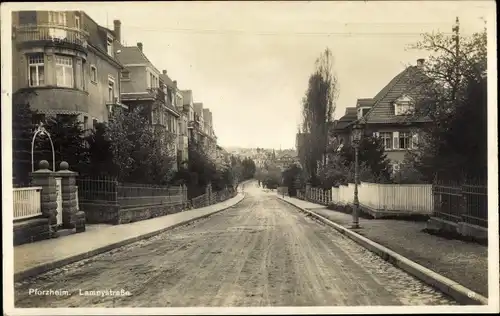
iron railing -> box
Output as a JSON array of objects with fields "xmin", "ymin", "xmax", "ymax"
[
  {"xmin": 433, "ymin": 180, "xmax": 488, "ymax": 228},
  {"xmin": 14, "ymin": 24, "xmax": 89, "ymax": 47},
  {"xmin": 76, "ymin": 176, "xmax": 186, "ymax": 209}
]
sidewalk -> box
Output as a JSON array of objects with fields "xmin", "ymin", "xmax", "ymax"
[
  {"xmin": 14, "ymin": 193, "xmax": 245, "ymax": 281},
  {"xmin": 278, "ymin": 196, "xmax": 488, "ymax": 298}
]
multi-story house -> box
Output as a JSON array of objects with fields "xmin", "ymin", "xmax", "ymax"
[
  {"xmin": 193, "ymin": 102, "xmax": 206, "ymax": 145},
  {"xmin": 112, "ymin": 20, "xmax": 181, "ymax": 169},
  {"xmin": 192, "ymin": 102, "xmax": 217, "ymax": 159},
  {"xmin": 12, "ymin": 10, "xmax": 126, "ymax": 128},
  {"xmin": 160, "ymin": 70, "xmax": 188, "ymax": 169},
  {"xmin": 202, "ymin": 108, "xmax": 218, "ymax": 159},
  {"xmin": 331, "ymin": 59, "xmax": 432, "ymax": 174},
  {"xmin": 180, "ymin": 90, "xmax": 197, "ymax": 142}
]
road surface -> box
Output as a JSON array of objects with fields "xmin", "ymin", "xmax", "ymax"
[{"xmin": 15, "ymin": 182, "xmax": 455, "ymax": 307}]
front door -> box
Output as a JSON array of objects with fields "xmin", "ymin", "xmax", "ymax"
[{"xmin": 55, "ymin": 177, "xmax": 63, "ymax": 226}]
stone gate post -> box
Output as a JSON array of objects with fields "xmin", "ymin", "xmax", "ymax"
[
  {"xmin": 30, "ymin": 160, "xmax": 58, "ymax": 238},
  {"xmin": 56, "ymin": 161, "xmax": 86, "ymax": 232}
]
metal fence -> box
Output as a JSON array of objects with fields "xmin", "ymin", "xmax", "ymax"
[
  {"xmin": 76, "ymin": 176, "xmax": 185, "ymax": 208},
  {"xmin": 433, "ymin": 180, "xmax": 488, "ymax": 228},
  {"xmin": 13, "ymin": 187, "xmax": 43, "ymax": 220},
  {"xmin": 190, "ymin": 188, "xmax": 236, "ymax": 209}
]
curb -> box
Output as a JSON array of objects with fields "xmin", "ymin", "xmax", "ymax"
[
  {"xmin": 14, "ymin": 194, "xmax": 245, "ymax": 282},
  {"xmin": 277, "ymin": 196, "xmax": 488, "ymax": 306}
]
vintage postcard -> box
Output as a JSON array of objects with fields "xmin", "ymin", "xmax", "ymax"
[{"xmin": 1, "ymin": 1, "xmax": 498, "ymax": 315}]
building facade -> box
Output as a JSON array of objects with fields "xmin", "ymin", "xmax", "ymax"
[
  {"xmin": 12, "ymin": 10, "xmax": 125, "ymax": 128},
  {"xmin": 329, "ymin": 59, "xmax": 432, "ymax": 174},
  {"xmin": 113, "ymin": 21, "xmax": 182, "ymax": 170}
]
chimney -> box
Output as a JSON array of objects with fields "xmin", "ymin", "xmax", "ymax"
[
  {"xmin": 173, "ymin": 80, "xmax": 177, "ymax": 88},
  {"xmin": 417, "ymin": 58, "xmax": 425, "ymax": 67},
  {"xmin": 162, "ymin": 70, "xmax": 167, "ymax": 75},
  {"xmin": 137, "ymin": 42, "xmax": 143, "ymax": 51},
  {"xmin": 113, "ymin": 20, "xmax": 121, "ymax": 44}
]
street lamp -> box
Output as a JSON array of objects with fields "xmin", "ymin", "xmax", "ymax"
[
  {"xmin": 351, "ymin": 120, "xmax": 364, "ymax": 229},
  {"xmin": 31, "ymin": 123, "xmax": 55, "ymax": 172}
]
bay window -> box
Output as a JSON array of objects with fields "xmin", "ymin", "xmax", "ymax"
[
  {"xmin": 55, "ymin": 55, "xmax": 74, "ymax": 88},
  {"xmin": 28, "ymin": 54, "xmax": 45, "ymax": 87}
]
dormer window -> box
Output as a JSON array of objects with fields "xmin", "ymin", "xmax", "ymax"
[{"xmin": 394, "ymin": 94, "xmax": 414, "ymax": 116}]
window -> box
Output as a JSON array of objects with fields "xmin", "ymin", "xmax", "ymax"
[
  {"xmin": 92, "ymin": 118, "xmax": 98, "ymax": 129},
  {"xmin": 394, "ymin": 95, "xmax": 414, "ymax": 115},
  {"xmin": 75, "ymin": 16, "xmax": 80, "ymax": 29},
  {"xmin": 49, "ymin": 12, "xmax": 67, "ymax": 26},
  {"xmin": 107, "ymin": 35, "xmax": 114, "ymax": 56},
  {"xmin": 55, "ymin": 55, "xmax": 73, "ymax": 88},
  {"xmin": 398, "ymin": 132, "xmax": 411, "ymax": 149},
  {"xmin": 121, "ymin": 71, "xmax": 130, "ymax": 80},
  {"xmin": 80, "ymin": 61, "xmax": 85, "ymax": 90},
  {"xmin": 379, "ymin": 132, "xmax": 393, "ymax": 150},
  {"xmin": 358, "ymin": 107, "xmax": 370, "ymax": 119},
  {"xmin": 90, "ymin": 65, "xmax": 97, "ymax": 83},
  {"xmin": 28, "ymin": 54, "xmax": 45, "ymax": 87},
  {"xmin": 108, "ymin": 77, "xmax": 115, "ymax": 102}
]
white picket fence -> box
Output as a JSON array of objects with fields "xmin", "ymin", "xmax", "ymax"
[
  {"xmin": 13, "ymin": 187, "xmax": 43, "ymax": 220},
  {"xmin": 304, "ymin": 182, "xmax": 433, "ymax": 215}
]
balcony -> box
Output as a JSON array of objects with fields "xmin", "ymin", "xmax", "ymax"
[{"xmin": 14, "ymin": 24, "xmax": 89, "ymax": 52}]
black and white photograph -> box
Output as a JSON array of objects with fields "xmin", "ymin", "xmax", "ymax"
[{"xmin": 1, "ymin": 1, "xmax": 498, "ymax": 315}]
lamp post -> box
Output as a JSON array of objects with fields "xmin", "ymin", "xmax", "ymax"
[
  {"xmin": 31, "ymin": 123, "xmax": 56, "ymax": 172},
  {"xmin": 351, "ymin": 121, "xmax": 364, "ymax": 229}
]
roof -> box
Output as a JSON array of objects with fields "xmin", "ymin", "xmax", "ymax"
[
  {"xmin": 81, "ymin": 12, "xmax": 123, "ymax": 69},
  {"xmin": 114, "ymin": 42, "xmax": 160, "ymax": 74},
  {"xmin": 356, "ymin": 98, "xmax": 374, "ymax": 108},
  {"xmin": 159, "ymin": 73, "xmax": 175, "ymax": 88},
  {"xmin": 354, "ymin": 64, "xmax": 433, "ymax": 125}
]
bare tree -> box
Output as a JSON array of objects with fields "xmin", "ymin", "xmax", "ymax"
[{"xmin": 300, "ymin": 48, "xmax": 339, "ymax": 183}]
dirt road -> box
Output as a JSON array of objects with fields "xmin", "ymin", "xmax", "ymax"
[{"xmin": 15, "ymin": 183, "xmax": 456, "ymax": 307}]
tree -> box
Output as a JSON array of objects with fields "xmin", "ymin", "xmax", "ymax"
[
  {"xmin": 12, "ymin": 91, "xmax": 37, "ymax": 186},
  {"xmin": 282, "ymin": 163, "xmax": 303, "ymax": 196},
  {"xmin": 36, "ymin": 114, "xmax": 89, "ymax": 174},
  {"xmin": 338, "ymin": 135, "xmax": 391, "ymax": 183},
  {"xmin": 187, "ymin": 139, "xmax": 217, "ymax": 195},
  {"xmin": 105, "ymin": 107, "xmax": 177, "ymax": 184},
  {"xmin": 299, "ymin": 48, "xmax": 339, "ymax": 184},
  {"xmin": 85, "ymin": 122, "xmax": 115, "ymax": 177},
  {"xmin": 406, "ymin": 17, "xmax": 487, "ymax": 182},
  {"xmin": 241, "ymin": 157, "xmax": 256, "ymax": 180}
]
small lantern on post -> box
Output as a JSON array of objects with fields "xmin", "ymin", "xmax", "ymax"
[{"xmin": 350, "ymin": 120, "xmax": 365, "ymax": 229}]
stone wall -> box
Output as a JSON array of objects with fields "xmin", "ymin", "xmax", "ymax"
[
  {"xmin": 13, "ymin": 217, "xmax": 50, "ymax": 246},
  {"xmin": 117, "ymin": 203, "xmax": 184, "ymax": 225},
  {"xmin": 82, "ymin": 202, "xmax": 120, "ymax": 224}
]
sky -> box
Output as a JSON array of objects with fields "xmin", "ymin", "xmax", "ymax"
[{"xmin": 4, "ymin": 1, "xmax": 495, "ymax": 149}]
